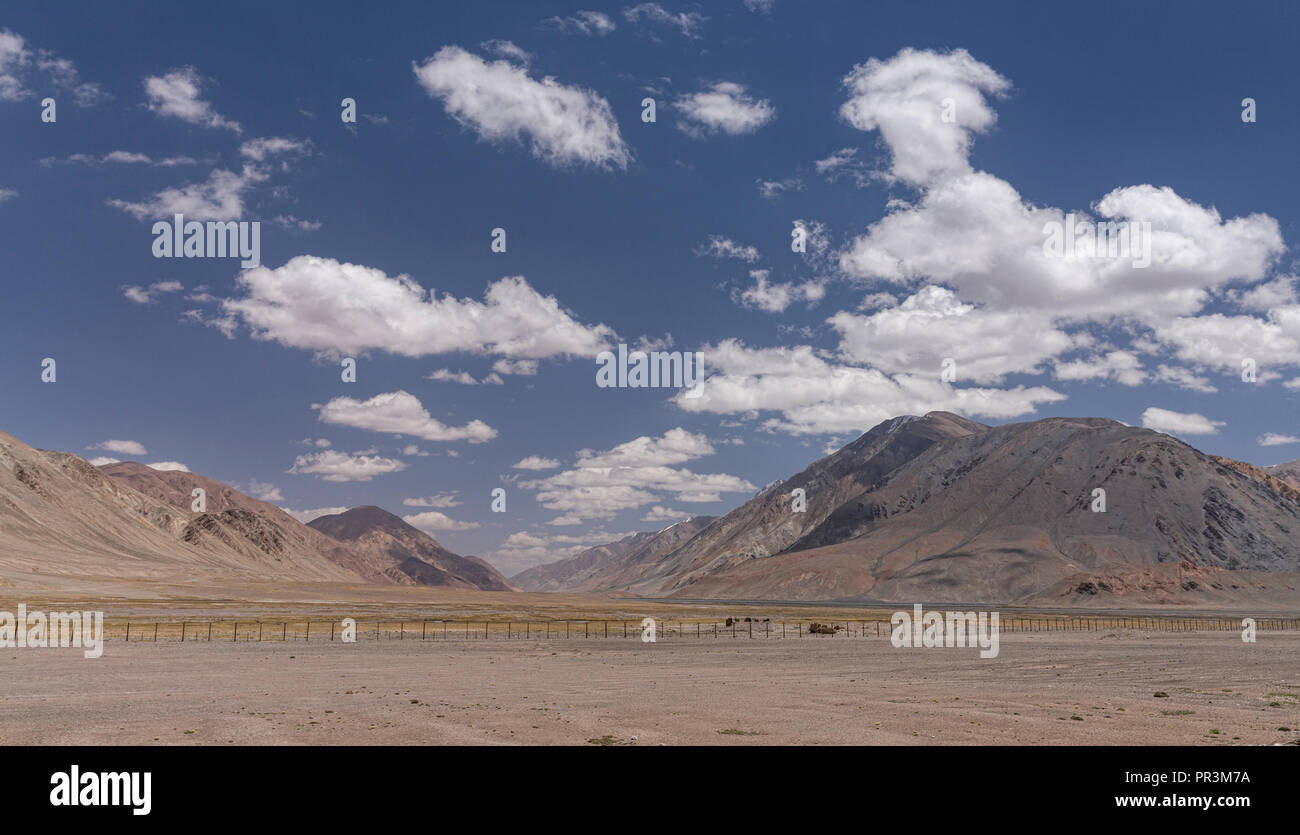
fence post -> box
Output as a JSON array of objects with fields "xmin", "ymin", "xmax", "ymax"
[
  {"xmin": 330, "ymin": 621, "xmax": 334, "ymax": 642},
  {"xmin": 153, "ymin": 623, "xmax": 158, "ymax": 642},
  {"xmin": 126, "ymin": 622, "xmax": 131, "ymax": 642},
  {"xmin": 422, "ymin": 621, "xmax": 427, "ymax": 641},
  {"xmin": 306, "ymin": 621, "xmax": 310, "ymax": 642},
  {"xmin": 208, "ymin": 621, "xmax": 212, "ymax": 642},
  {"xmin": 181, "ymin": 622, "xmax": 186, "ymax": 643}
]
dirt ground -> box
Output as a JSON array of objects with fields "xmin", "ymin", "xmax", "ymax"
[{"xmin": 3, "ymin": 630, "xmax": 1298, "ymax": 745}]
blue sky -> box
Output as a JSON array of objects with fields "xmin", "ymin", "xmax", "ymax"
[{"xmin": 3, "ymin": 1, "xmax": 1299, "ymax": 574}]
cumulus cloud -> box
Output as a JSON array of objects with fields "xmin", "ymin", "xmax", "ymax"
[
  {"xmin": 220, "ymin": 256, "xmax": 614, "ymax": 361},
  {"xmin": 513, "ymin": 456, "xmax": 561, "ymax": 470},
  {"xmin": 673, "ymin": 338, "xmax": 1065, "ymax": 435},
  {"xmin": 735, "ymin": 270, "xmax": 824, "ymax": 313},
  {"xmin": 403, "ymin": 492, "xmax": 462, "ymax": 508},
  {"xmin": 41, "ymin": 151, "xmax": 202, "ymax": 167},
  {"xmin": 144, "ymin": 66, "xmax": 241, "ymax": 132},
  {"xmin": 402, "ymin": 511, "xmax": 480, "ymax": 532},
  {"xmin": 89, "ymin": 439, "xmax": 147, "ymax": 456},
  {"xmin": 87, "ymin": 457, "xmax": 121, "ymax": 467},
  {"xmin": 108, "ymin": 165, "xmax": 267, "ymax": 221},
  {"xmin": 486, "ymin": 528, "xmax": 631, "ymax": 575},
  {"xmin": 1052, "ymin": 350, "xmax": 1146, "ymax": 387},
  {"xmin": 675, "ymin": 82, "xmax": 775, "ymax": 137},
  {"xmin": 413, "ymin": 46, "xmax": 631, "ymax": 170},
  {"xmin": 147, "ymin": 461, "xmax": 190, "ymax": 472},
  {"xmin": 839, "ymin": 47, "xmax": 1009, "ymax": 186},
  {"xmin": 315, "ymin": 390, "xmax": 497, "ymax": 443},
  {"xmin": 287, "ymin": 449, "xmax": 406, "ymax": 482},
  {"xmin": 1140, "ymin": 407, "xmax": 1224, "ymax": 436},
  {"xmin": 1259, "ymin": 433, "xmax": 1300, "ymax": 447},
  {"xmin": 518, "ymin": 428, "xmax": 751, "ymax": 521}
]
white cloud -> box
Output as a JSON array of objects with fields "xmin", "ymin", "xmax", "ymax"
[
  {"xmin": 1153, "ymin": 364, "xmax": 1218, "ymax": 394},
  {"xmin": 756, "ymin": 178, "xmax": 804, "ymax": 200},
  {"xmin": 1259, "ymin": 433, "xmax": 1300, "ymax": 447},
  {"xmin": 576, "ymin": 428, "xmax": 713, "ymax": 468},
  {"xmin": 0, "ymin": 29, "xmax": 106, "ymax": 105},
  {"xmin": 144, "ymin": 66, "xmax": 241, "ymax": 132},
  {"xmin": 246, "ymin": 479, "xmax": 283, "ymax": 501},
  {"xmin": 673, "ymin": 338, "xmax": 1065, "ymax": 435},
  {"xmin": 839, "ymin": 47, "xmax": 1009, "ymax": 186},
  {"xmin": 492, "ymin": 358, "xmax": 539, "ymax": 376},
  {"xmin": 287, "ymin": 449, "xmax": 406, "ymax": 482},
  {"xmin": 480, "ymin": 39, "xmax": 531, "ymax": 64},
  {"xmin": 90, "ymin": 439, "xmax": 147, "ymax": 456},
  {"xmin": 403, "ymin": 492, "xmax": 462, "ymax": 508},
  {"xmin": 413, "ymin": 46, "xmax": 631, "ymax": 170},
  {"xmin": 87, "ymin": 456, "xmax": 120, "ymax": 467},
  {"xmin": 696, "ymin": 235, "xmax": 760, "ymax": 263},
  {"xmin": 518, "ymin": 428, "xmax": 751, "ymax": 521},
  {"xmin": 622, "ymin": 4, "xmax": 706, "ymax": 38},
  {"xmin": 1140, "ymin": 407, "xmax": 1224, "ymax": 436},
  {"xmin": 0, "ymin": 188, "xmax": 17, "ymax": 202},
  {"xmin": 485, "ymin": 528, "xmax": 630, "ymax": 574},
  {"xmin": 108, "ymin": 165, "xmax": 266, "ymax": 221},
  {"xmin": 222, "ymin": 256, "xmax": 614, "ymax": 361},
  {"xmin": 833, "ymin": 286, "xmax": 1073, "ymax": 383},
  {"xmin": 402, "ymin": 511, "xmax": 481, "ymax": 532},
  {"xmin": 541, "ymin": 11, "xmax": 617, "ymax": 36},
  {"xmin": 814, "ymin": 147, "xmax": 871, "ymax": 187},
  {"xmin": 122, "ymin": 280, "xmax": 183, "ymax": 305},
  {"xmin": 735, "ymin": 270, "xmax": 824, "ymax": 313},
  {"xmin": 41, "ymin": 151, "xmax": 201, "ymax": 167},
  {"xmin": 1052, "ymin": 350, "xmax": 1146, "ymax": 387},
  {"xmin": 239, "ymin": 136, "xmax": 309, "ymax": 161},
  {"xmin": 147, "ymin": 461, "xmax": 190, "ymax": 472},
  {"xmin": 315, "ymin": 391, "xmax": 496, "ymax": 444},
  {"xmin": 513, "ymin": 456, "xmax": 561, "ymax": 470},
  {"xmin": 642, "ymin": 505, "xmax": 689, "ymax": 522},
  {"xmin": 273, "ymin": 215, "xmax": 322, "ymax": 231},
  {"xmin": 282, "ymin": 506, "xmax": 349, "ymax": 524},
  {"xmin": 675, "ymin": 82, "xmax": 775, "ymax": 137}
]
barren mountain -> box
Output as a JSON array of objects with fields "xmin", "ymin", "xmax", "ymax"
[
  {"xmin": 511, "ymin": 515, "xmax": 715, "ymax": 592},
  {"xmin": 1263, "ymin": 456, "xmax": 1300, "ymax": 489},
  {"xmin": 308, "ymin": 506, "xmax": 513, "ymax": 591},
  {"xmin": 524, "ymin": 413, "xmax": 1300, "ymax": 606},
  {"xmin": 670, "ymin": 415, "xmax": 1300, "ymax": 604},
  {"xmin": 0, "ymin": 429, "xmax": 363, "ymax": 590},
  {"xmin": 592, "ymin": 412, "xmax": 987, "ymax": 596},
  {"xmin": 100, "ymin": 462, "xmax": 392, "ymax": 583}
]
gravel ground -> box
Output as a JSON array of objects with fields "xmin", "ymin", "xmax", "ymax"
[{"xmin": 3, "ymin": 631, "xmax": 1298, "ymax": 745}]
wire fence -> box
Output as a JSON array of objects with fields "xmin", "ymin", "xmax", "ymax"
[{"xmin": 98, "ymin": 615, "xmax": 1300, "ymax": 643}]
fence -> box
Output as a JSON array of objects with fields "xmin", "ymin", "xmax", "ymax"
[{"xmin": 98, "ymin": 615, "xmax": 1300, "ymax": 643}]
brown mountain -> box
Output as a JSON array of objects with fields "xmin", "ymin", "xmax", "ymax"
[
  {"xmin": 99, "ymin": 462, "xmax": 391, "ymax": 583},
  {"xmin": 0, "ymin": 429, "xmax": 363, "ymax": 590},
  {"xmin": 531, "ymin": 413, "xmax": 1300, "ymax": 606},
  {"xmin": 307, "ymin": 506, "xmax": 514, "ymax": 591},
  {"xmin": 511, "ymin": 515, "xmax": 715, "ymax": 592},
  {"xmin": 1263, "ymin": 457, "xmax": 1300, "ymax": 489}
]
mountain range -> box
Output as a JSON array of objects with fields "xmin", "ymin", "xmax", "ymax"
[
  {"xmin": 4, "ymin": 412, "xmax": 1300, "ymax": 606},
  {"xmin": 0, "ymin": 427, "xmax": 511, "ymax": 594}
]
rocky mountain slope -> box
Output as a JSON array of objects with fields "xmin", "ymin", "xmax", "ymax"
[
  {"xmin": 0, "ymin": 430, "xmax": 363, "ymax": 590},
  {"xmin": 511, "ymin": 515, "xmax": 715, "ymax": 592},
  {"xmin": 308, "ymin": 506, "xmax": 513, "ymax": 591}
]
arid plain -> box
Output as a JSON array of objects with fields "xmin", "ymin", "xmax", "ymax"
[{"xmin": 2, "ymin": 587, "xmax": 1297, "ymax": 746}]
